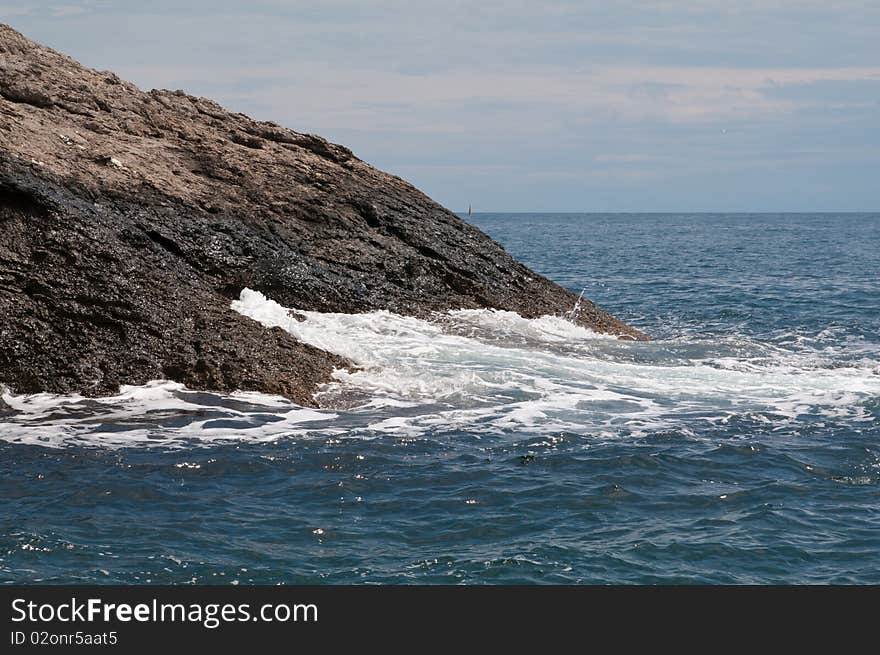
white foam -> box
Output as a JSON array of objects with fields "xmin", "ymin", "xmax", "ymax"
[
  {"xmin": 0, "ymin": 380, "xmax": 339, "ymax": 449},
  {"xmin": 230, "ymin": 288, "xmax": 880, "ymax": 437},
  {"xmin": 1, "ymin": 287, "xmax": 877, "ymax": 448},
  {"xmin": 445, "ymin": 307, "xmax": 614, "ymax": 342}
]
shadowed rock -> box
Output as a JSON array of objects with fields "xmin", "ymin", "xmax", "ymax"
[{"xmin": 0, "ymin": 24, "xmax": 646, "ymax": 405}]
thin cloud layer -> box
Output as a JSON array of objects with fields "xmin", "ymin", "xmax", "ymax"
[{"xmin": 4, "ymin": 1, "xmax": 879, "ymax": 210}]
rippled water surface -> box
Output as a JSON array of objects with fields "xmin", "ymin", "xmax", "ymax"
[{"xmin": 2, "ymin": 213, "xmax": 878, "ymax": 583}]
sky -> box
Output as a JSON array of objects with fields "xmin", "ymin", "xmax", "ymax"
[{"xmin": 3, "ymin": 1, "xmax": 879, "ymax": 211}]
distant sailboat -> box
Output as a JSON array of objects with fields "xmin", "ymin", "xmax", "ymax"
[{"xmin": 467, "ymin": 204, "xmax": 472, "ymax": 216}]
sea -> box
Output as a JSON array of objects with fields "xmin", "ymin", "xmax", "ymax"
[{"xmin": 2, "ymin": 213, "xmax": 878, "ymax": 584}]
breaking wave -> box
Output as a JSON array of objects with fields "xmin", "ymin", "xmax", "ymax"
[{"xmin": 1, "ymin": 288, "xmax": 877, "ymax": 449}]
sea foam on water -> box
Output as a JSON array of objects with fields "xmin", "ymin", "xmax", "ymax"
[{"xmin": 1, "ymin": 287, "xmax": 876, "ymax": 449}]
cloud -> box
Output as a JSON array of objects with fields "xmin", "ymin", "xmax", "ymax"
[
  {"xmin": 50, "ymin": 6, "xmax": 91, "ymax": 18},
  {"xmin": 0, "ymin": 5, "xmax": 32, "ymax": 16},
  {"xmin": 121, "ymin": 61, "xmax": 878, "ymax": 133},
  {"xmin": 6, "ymin": 1, "xmax": 879, "ymax": 210}
]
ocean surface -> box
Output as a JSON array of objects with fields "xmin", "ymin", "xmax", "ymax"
[{"xmin": 2, "ymin": 212, "xmax": 878, "ymax": 584}]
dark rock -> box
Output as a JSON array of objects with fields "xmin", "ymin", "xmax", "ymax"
[
  {"xmin": 0, "ymin": 80, "xmax": 54, "ymax": 108},
  {"xmin": 0, "ymin": 24, "xmax": 646, "ymax": 405},
  {"xmin": 229, "ymin": 131, "xmax": 264, "ymax": 150}
]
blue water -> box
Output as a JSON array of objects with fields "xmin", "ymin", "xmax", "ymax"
[{"xmin": 2, "ymin": 213, "xmax": 879, "ymax": 584}]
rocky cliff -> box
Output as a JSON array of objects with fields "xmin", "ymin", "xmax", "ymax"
[{"xmin": 0, "ymin": 25, "xmax": 646, "ymax": 405}]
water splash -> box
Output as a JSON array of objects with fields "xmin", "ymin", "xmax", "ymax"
[
  {"xmin": 563, "ymin": 287, "xmax": 588, "ymax": 322},
  {"xmin": 3, "ymin": 287, "xmax": 876, "ymax": 449}
]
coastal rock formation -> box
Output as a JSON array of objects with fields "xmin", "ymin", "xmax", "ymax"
[{"xmin": 0, "ymin": 25, "xmax": 646, "ymax": 404}]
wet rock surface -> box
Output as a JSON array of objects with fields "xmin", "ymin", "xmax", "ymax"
[{"xmin": 0, "ymin": 25, "xmax": 645, "ymax": 404}]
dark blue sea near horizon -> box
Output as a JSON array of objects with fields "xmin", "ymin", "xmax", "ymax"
[{"xmin": 2, "ymin": 212, "xmax": 879, "ymax": 584}]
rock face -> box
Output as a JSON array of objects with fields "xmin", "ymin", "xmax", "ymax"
[{"xmin": 0, "ymin": 25, "xmax": 646, "ymax": 405}]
